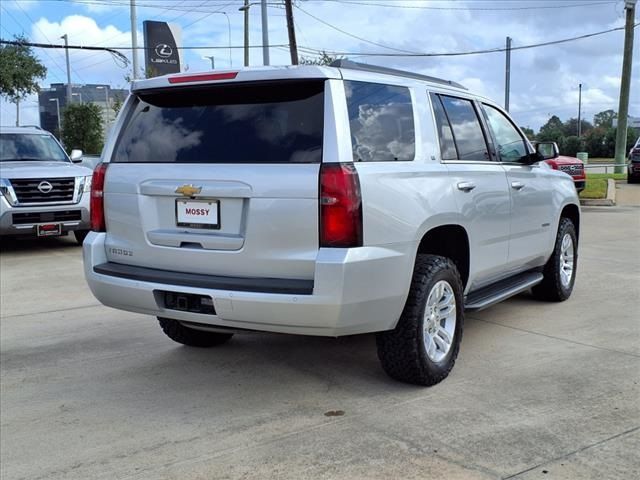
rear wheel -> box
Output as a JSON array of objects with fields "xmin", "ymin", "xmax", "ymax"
[
  {"xmin": 158, "ymin": 317, "xmax": 233, "ymax": 347},
  {"xmin": 532, "ymin": 217, "xmax": 577, "ymax": 302},
  {"xmin": 376, "ymin": 255, "xmax": 464, "ymax": 386}
]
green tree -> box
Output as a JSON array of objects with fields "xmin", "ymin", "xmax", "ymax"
[
  {"xmin": 562, "ymin": 117, "xmax": 593, "ymax": 137},
  {"xmin": 519, "ymin": 126, "xmax": 535, "ymax": 141},
  {"xmin": 61, "ymin": 103, "xmax": 104, "ymax": 154},
  {"xmin": 0, "ymin": 35, "xmax": 47, "ymax": 103},
  {"xmin": 583, "ymin": 128, "xmax": 607, "ymax": 157},
  {"xmin": 300, "ymin": 50, "xmax": 343, "ymax": 66},
  {"xmin": 537, "ymin": 115, "xmax": 565, "ymax": 144},
  {"xmin": 559, "ymin": 135, "xmax": 582, "ymax": 157},
  {"xmin": 593, "ymin": 109, "xmax": 616, "ymax": 129}
]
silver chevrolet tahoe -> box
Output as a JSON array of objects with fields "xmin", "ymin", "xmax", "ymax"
[
  {"xmin": 0, "ymin": 126, "xmax": 92, "ymax": 244},
  {"xmin": 83, "ymin": 61, "xmax": 580, "ymax": 385}
]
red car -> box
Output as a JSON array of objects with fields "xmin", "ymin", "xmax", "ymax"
[{"xmin": 535, "ymin": 142, "xmax": 586, "ymax": 193}]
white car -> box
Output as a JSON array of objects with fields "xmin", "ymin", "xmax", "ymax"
[
  {"xmin": 83, "ymin": 61, "xmax": 580, "ymax": 385},
  {"xmin": 0, "ymin": 126, "xmax": 93, "ymax": 244}
]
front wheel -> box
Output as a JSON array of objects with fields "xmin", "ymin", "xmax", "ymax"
[
  {"xmin": 376, "ymin": 255, "xmax": 464, "ymax": 386},
  {"xmin": 158, "ymin": 317, "xmax": 233, "ymax": 347},
  {"xmin": 532, "ymin": 217, "xmax": 577, "ymax": 302}
]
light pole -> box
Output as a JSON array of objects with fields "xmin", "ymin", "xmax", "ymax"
[
  {"xmin": 261, "ymin": 0, "xmax": 269, "ymax": 65},
  {"xmin": 238, "ymin": 1, "xmax": 253, "ymax": 67},
  {"xmin": 49, "ymin": 98, "xmax": 61, "ymax": 135},
  {"xmin": 577, "ymin": 83, "xmax": 582, "ymax": 137},
  {"xmin": 203, "ymin": 55, "xmax": 215, "ymax": 69},
  {"xmin": 96, "ymin": 86, "xmax": 110, "ymax": 125},
  {"xmin": 61, "ymin": 34, "xmax": 72, "ymax": 104},
  {"xmin": 215, "ymin": 12, "xmax": 232, "ymax": 67}
]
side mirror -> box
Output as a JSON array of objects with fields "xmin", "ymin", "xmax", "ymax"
[
  {"xmin": 70, "ymin": 149, "xmax": 84, "ymax": 163},
  {"xmin": 535, "ymin": 142, "xmax": 559, "ymax": 161}
]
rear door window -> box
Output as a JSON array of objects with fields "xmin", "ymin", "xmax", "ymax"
[
  {"xmin": 112, "ymin": 80, "xmax": 324, "ymax": 163},
  {"xmin": 429, "ymin": 93, "xmax": 457, "ymax": 160},
  {"xmin": 345, "ymin": 81, "xmax": 415, "ymax": 162},
  {"xmin": 437, "ymin": 95, "xmax": 490, "ymax": 161}
]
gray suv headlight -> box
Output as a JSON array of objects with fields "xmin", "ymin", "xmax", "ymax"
[
  {"xmin": 0, "ymin": 178, "xmax": 18, "ymax": 206},
  {"xmin": 83, "ymin": 175, "xmax": 92, "ymax": 192}
]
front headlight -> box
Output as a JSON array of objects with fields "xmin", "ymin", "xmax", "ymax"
[
  {"xmin": 83, "ymin": 175, "xmax": 92, "ymax": 192},
  {"xmin": 0, "ymin": 178, "xmax": 18, "ymax": 206}
]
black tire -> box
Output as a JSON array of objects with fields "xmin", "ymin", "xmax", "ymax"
[
  {"xmin": 376, "ymin": 255, "xmax": 464, "ymax": 386},
  {"xmin": 532, "ymin": 217, "xmax": 577, "ymax": 302},
  {"xmin": 73, "ymin": 229, "xmax": 89, "ymax": 245},
  {"xmin": 158, "ymin": 317, "xmax": 233, "ymax": 347},
  {"xmin": 629, "ymin": 175, "xmax": 639, "ymax": 184}
]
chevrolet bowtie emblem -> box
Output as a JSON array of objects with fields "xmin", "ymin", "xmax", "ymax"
[{"xmin": 175, "ymin": 184, "xmax": 202, "ymax": 197}]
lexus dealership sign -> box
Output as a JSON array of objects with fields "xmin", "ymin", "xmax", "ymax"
[{"xmin": 143, "ymin": 20, "xmax": 183, "ymax": 77}]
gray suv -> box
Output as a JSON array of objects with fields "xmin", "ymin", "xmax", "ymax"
[
  {"xmin": 0, "ymin": 126, "xmax": 92, "ymax": 244},
  {"xmin": 83, "ymin": 61, "xmax": 580, "ymax": 385}
]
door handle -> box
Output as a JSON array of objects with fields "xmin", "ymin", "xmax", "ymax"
[
  {"xmin": 511, "ymin": 181, "xmax": 525, "ymax": 190},
  {"xmin": 457, "ymin": 181, "xmax": 476, "ymax": 192}
]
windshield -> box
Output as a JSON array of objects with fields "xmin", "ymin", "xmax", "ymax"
[
  {"xmin": 0, "ymin": 133, "xmax": 69, "ymax": 163},
  {"xmin": 112, "ymin": 80, "xmax": 324, "ymax": 164}
]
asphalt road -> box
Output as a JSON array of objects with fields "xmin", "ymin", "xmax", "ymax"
[{"xmin": 2, "ymin": 186, "xmax": 639, "ymax": 480}]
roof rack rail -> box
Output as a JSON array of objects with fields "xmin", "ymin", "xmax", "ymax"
[
  {"xmin": 329, "ymin": 59, "xmax": 466, "ymax": 90},
  {"xmin": 18, "ymin": 125, "xmax": 44, "ymax": 130}
]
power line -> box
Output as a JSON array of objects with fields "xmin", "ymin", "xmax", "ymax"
[
  {"xmin": 0, "ymin": 38, "xmax": 287, "ymax": 52},
  {"xmin": 305, "ymin": 0, "xmax": 618, "ymax": 11},
  {"xmin": 5, "ymin": 22, "xmax": 634, "ymax": 62},
  {"xmin": 294, "ymin": 4, "xmax": 420, "ymax": 54},
  {"xmin": 11, "ymin": 0, "xmax": 87, "ymax": 83},
  {"xmin": 297, "ymin": 23, "xmax": 637, "ymax": 57}
]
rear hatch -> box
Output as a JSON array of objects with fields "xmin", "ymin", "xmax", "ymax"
[{"xmin": 103, "ymin": 79, "xmax": 325, "ymax": 281}]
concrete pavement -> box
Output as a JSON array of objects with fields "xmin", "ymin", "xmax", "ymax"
[{"xmin": 1, "ymin": 201, "xmax": 639, "ymax": 479}]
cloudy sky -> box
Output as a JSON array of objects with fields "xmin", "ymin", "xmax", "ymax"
[{"xmin": 0, "ymin": 0, "xmax": 638, "ymax": 131}]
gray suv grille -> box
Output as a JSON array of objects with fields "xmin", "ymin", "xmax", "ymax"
[{"xmin": 10, "ymin": 178, "xmax": 75, "ymax": 204}]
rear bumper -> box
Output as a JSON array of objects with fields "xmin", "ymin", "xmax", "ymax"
[{"xmin": 83, "ymin": 232, "xmax": 414, "ymax": 336}]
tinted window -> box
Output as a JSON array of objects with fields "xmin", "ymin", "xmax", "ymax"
[
  {"xmin": 439, "ymin": 95, "xmax": 489, "ymax": 161},
  {"xmin": 430, "ymin": 93, "xmax": 457, "ymax": 160},
  {"xmin": 0, "ymin": 133, "xmax": 68, "ymax": 162},
  {"xmin": 112, "ymin": 81, "xmax": 324, "ymax": 163},
  {"xmin": 345, "ymin": 81, "xmax": 415, "ymax": 162},
  {"xmin": 483, "ymin": 104, "xmax": 527, "ymax": 162}
]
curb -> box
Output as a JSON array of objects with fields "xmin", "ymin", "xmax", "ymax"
[{"xmin": 580, "ymin": 178, "xmax": 617, "ymax": 207}]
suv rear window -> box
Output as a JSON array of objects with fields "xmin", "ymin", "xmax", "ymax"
[{"xmin": 112, "ymin": 81, "xmax": 324, "ymax": 164}]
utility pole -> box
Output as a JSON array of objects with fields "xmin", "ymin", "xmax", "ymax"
[
  {"xmin": 614, "ymin": 0, "xmax": 636, "ymax": 173},
  {"xmin": 261, "ymin": 0, "xmax": 270, "ymax": 65},
  {"xmin": 130, "ymin": 0, "xmax": 139, "ymax": 79},
  {"xmin": 61, "ymin": 34, "xmax": 72, "ymax": 104},
  {"xmin": 578, "ymin": 83, "xmax": 582, "ymax": 137},
  {"xmin": 240, "ymin": 0, "xmax": 249, "ymax": 66},
  {"xmin": 15, "ymin": 99, "xmax": 19, "ymax": 126},
  {"xmin": 284, "ymin": 0, "xmax": 298, "ymax": 65},
  {"xmin": 504, "ymin": 36, "xmax": 511, "ymax": 112}
]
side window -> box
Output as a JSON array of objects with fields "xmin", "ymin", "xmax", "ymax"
[
  {"xmin": 429, "ymin": 93, "xmax": 457, "ymax": 160},
  {"xmin": 345, "ymin": 80, "xmax": 415, "ymax": 162},
  {"xmin": 482, "ymin": 104, "xmax": 527, "ymax": 162},
  {"xmin": 439, "ymin": 95, "xmax": 489, "ymax": 161}
]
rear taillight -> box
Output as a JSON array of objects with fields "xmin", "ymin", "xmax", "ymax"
[
  {"xmin": 319, "ymin": 163, "xmax": 363, "ymax": 248},
  {"xmin": 90, "ymin": 163, "xmax": 108, "ymax": 232}
]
